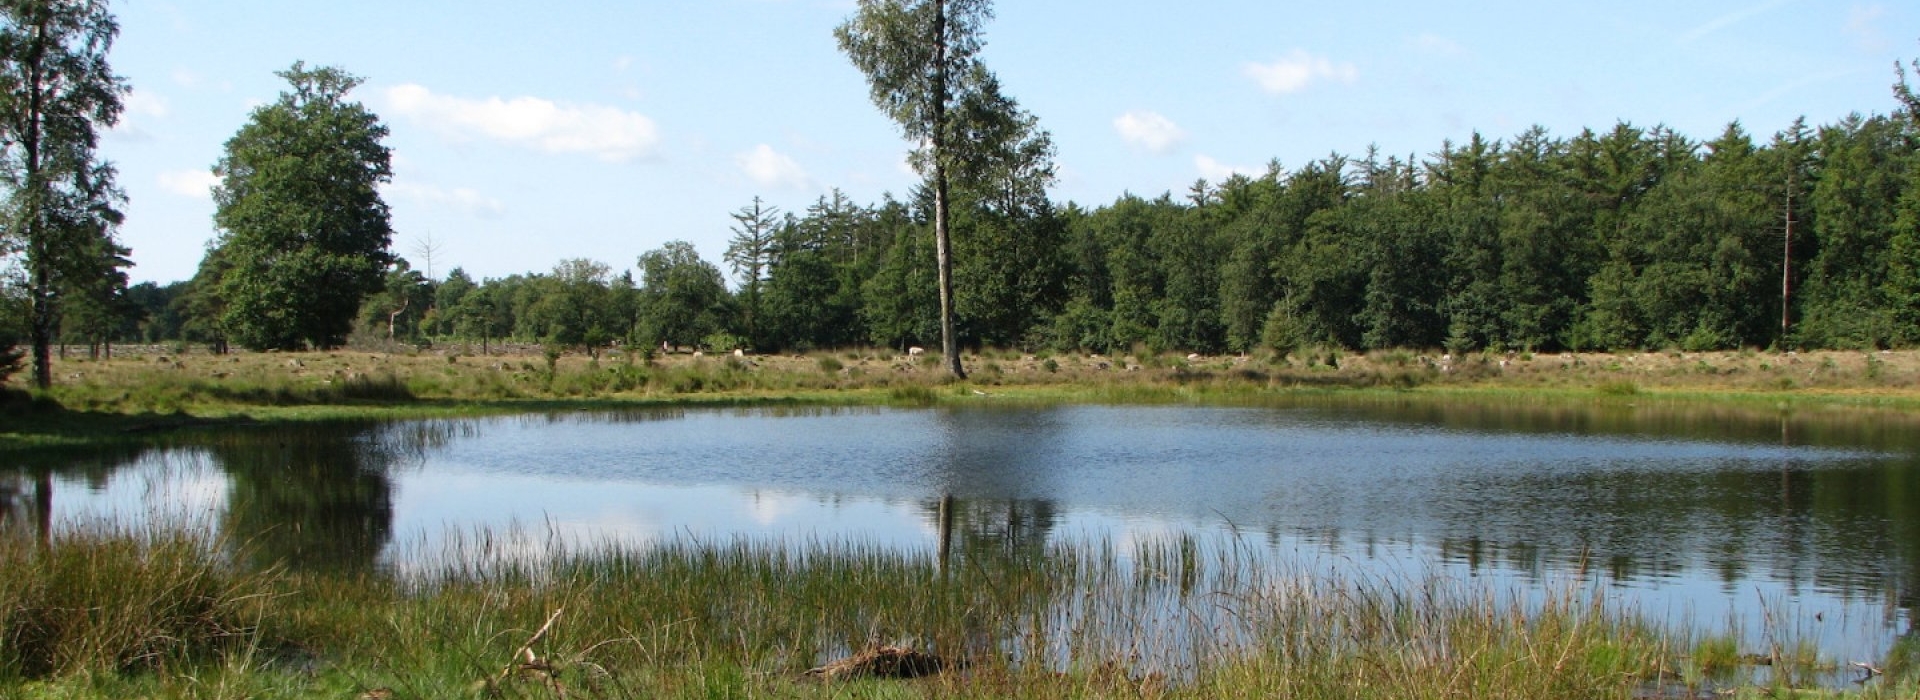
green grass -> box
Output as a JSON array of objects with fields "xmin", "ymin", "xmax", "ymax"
[{"xmin": 4, "ymin": 524, "xmax": 1915, "ymax": 698}]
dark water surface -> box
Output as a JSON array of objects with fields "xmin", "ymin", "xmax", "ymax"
[{"xmin": 6, "ymin": 397, "xmax": 1919, "ymax": 668}]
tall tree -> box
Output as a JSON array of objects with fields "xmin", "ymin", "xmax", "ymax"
[
  {"xmin": 635, "ymin": 240, "xmax": 728, "ymax": 351},
  {"xmin": 1801, "ymin": 114, "xmax": 1906, "ymax": 348},
  {"xmin": 723, "ymin": 196, "xmax": 779, "ymax": 350},
  {"xmin": 837, "ymin": 0, "xmax": 995, "ymax": 378},
  {"xmin": 207, "ymin": 62, "xmax": 394, "ymax": 350},
  {"xmin": 1896, "ymin": 45, "xmax": 1920, "ymax": 120},
  {"xmin": 947, "ymin": 72, "xmax": 1063, "ymax": 348},
  {"xmin": 0, "ymin": 0, "xmax": 128, "ymax": 388}
]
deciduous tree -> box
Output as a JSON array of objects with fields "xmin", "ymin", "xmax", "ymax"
[
  {"xmin": 836, "ymin": 0, "xmax": 996, "ymax": 377},
  {"xmin": 635, "ymin": 241, "xmax": 727, "ymax": 351},
  {"xmin": 206, "ymin": 62, "xmax": 394, "ymax": 351},
  {"xmin": 0, "ymin": 0, "xmax": 128, "ymax": 388}
]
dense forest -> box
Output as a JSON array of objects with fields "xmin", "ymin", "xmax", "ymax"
[
  {"xmin": 9, "ymin": 34, "xmax": 1920, "ymax": 363},
  {"xmin": 104, "ymin": 104, "xmax": 1920, "ymax": 358}
]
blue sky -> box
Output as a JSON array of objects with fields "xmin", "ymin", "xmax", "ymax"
[{"xmin": 102, "ymin": 1, "xmax": 1920, "ymax": 285}]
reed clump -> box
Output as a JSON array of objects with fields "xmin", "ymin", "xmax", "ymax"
[
  {"xmin": 0, "ymin": 523, "xmax": 280, "ymax": 679},
  {"xmin": 2, "ymin": 525, "xmax": 1912, "ymax": 698}
]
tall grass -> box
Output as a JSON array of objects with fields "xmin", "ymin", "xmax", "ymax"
[
  {"xmin": 6, "ymin": 523, "xmax": 1908, "ymax": 698},
  {"xmin": 0, "ymin": 523, "xmax": 279, "ymax": 679}
]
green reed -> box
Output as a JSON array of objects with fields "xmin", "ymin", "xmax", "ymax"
[{"xmin": 3, "ymin": 522, "xmax": 1914, "ymax": 699}]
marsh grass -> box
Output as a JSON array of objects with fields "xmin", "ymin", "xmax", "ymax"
[
  {"xmin": 0, "ymin": 523, "xmax": 278, "ymax": 680},
  {"xmin": 5, "ymin": 523, "xmax": 1905, "ymax": 698}
]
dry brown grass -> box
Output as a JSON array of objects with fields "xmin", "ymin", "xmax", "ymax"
[{"xmin": 10, "ymin": 344, "xmax": 1920, "ymax": 412}]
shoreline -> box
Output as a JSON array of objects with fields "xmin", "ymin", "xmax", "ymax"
[{"xmin": 5, "ymin": 346, "xmax": 1918, "ymax": 449}]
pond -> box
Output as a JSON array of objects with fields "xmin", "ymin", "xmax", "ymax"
[{"xmin": 4, "ymin": 396, "xmax": 1918, "ymax": 677}]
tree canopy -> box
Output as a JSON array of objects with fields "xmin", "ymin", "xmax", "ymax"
[{"xmin": 206, "ymin": 62, "xmax": 394, "ymax": 351}]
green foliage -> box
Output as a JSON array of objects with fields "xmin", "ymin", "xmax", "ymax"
[
  {"xmin": 702, "ymin": 331, "xmax": 743, "ymax": 353},
  {"xmin": 0, "ymin": 0, "xmax": 130, "ymax": 388},
  {"xmin": 635, "ymin": 241, "xmax": 729, "ymax": 351},
  {"xmin": 0, "ymin": 318, "xmax": 22, "ymax": 385},
  {"xmin": 723, "ymin": 197, "xmax": 780, "ymax": 349},
  {"xmin": 125, "ymin": 47, "xmax": 1920, "ymax": 362},
  {"xmin": 1798, "ymin": 115, "xmax": 1909, "ymax": 349},
  {"xmin": 206, "ymin": 62, "xmax": 394, "ymax": 351},
  {"xmin": 1596, "ymin": 380, "xmax": 1640, "ymax": 396},
  {"xmin": 838, "ymin": 0, "xmax": 1055, "ymax": 378}
]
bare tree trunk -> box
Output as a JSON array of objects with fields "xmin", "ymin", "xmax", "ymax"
[{"xmin": 387, "ymin": 297, "xmax": 409, "ymax": 341}]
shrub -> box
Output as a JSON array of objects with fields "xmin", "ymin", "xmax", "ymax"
[
  {"xmin": 1596, "ymin": 381, "xmax": 1639, "ymax": 396},
  {"xmin": 702, "ymin": 331, "xmax": 743, "ymax": 354},
  {"xmin": 0, "ymin": 315, "xmax": 22, "ymax": 385},
  {"xmin": 815, "ymin": 355, "xmax": 844, "ymax": 374}
]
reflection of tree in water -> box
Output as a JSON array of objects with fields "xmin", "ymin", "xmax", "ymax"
[
  {"xmin": 210, "ymin": 420, "xmax": 466, "ymax": 572},
  {"xmin": 919, "ymin": 407, "xmax": 1071, "ymax": 557},
  {"xmin": 922, "ymin": 496, "xmax": 1060, "ymax": 557},
  {"xmin": 1409, "ymin": 441, "xmax": 1920, "ymax": 643},
  {"xmin": 0, "ymin": 471, "xmax": 52, "ymax": 545},
  {"xmin": 0, "ymin": 444, "xmax": 145, "ymax": 544}
]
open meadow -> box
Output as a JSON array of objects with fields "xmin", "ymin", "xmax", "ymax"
[{"xmin": 12, "ymin": 344, "xmax": 1920, "ymax": 420}]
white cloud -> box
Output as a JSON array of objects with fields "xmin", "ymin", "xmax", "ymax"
[
  {"xmin": 157, "ymin": 169, "xmax": 219, "ymax": 199},
  {"xmin": 1244, "ymin": 50, "xmax": 1358, "ymax": 95},
  {"xmin": 1195, "ymin": 155, "xmax": 1258, "ymax": 182},
  {"xmin": 171, "ymin": 68, "xmax": 202, "ymax": 89},
  {"xmin": 1113, "ymin": 110, "xmax": 1187, "ymax": 154},
  {"xmin": 383, "ymin": 182, "xmax": 507, "ymax": 219},
  {"xmin": 384, "ymin": 84, "xmax": 661, "ymax": 163},
  {"xmin": 736, "ymin": 144, "xmax": 812, "ymax": 190}
]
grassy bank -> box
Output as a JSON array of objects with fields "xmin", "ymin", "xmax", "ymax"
[
  {"xmin": 8, "ymin": 345, "xmax": 1920, "ymax": 425},
  {"xmin": 4, "ymin": 524, "xmax": 1913, "ymax": 699}
]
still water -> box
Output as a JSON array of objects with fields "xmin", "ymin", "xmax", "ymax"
[{"xmin": 6, "ymin": 397, "xmax": 1919, "ymax": 669}]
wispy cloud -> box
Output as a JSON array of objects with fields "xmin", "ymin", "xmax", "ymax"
[
  {"xmin": 1113, "ymin": 110, "xmax": 1187, "ymax": 154},
  {"xmin": 1195, "ymin": 154, "xmax": 1258, "ymax": 182},
  {"xmin": 157, "ymin": 169, "xmax": 219, "ymax": 199},
  {"xmin": 384, "ymin": 84, "xmax": 662, "ymax": 163},
  {"xmin": 1411, "ymin": 33, "xmax": 1467, "ymax": 58},
  {"xmin": 125, "ymin": 90, "xmax": 170, "ymax": 119},
  {"xmin": 383, "ymin": 182, "xmax": 508, "ymax": 219},
  {"xmin": 1732, "ymin": 67, "xmax": 1873, "ymax": 113},
  {"xmin": 1244, "ymin": 50, "xmax": 1358, "ymax": 95},
  {"xmin": 1680, "ymin": 0, "xmax": 1795, "ymax": 43},
  {"xmin": 1846, "ymin": 4, "xmax": 1889, "ymax": 53},
  {"xmin": 110, "ymin": 89, "xmax": 171, "ymax": 140},
  {"xmin": 736, "ymin": 144, "xmax": 813, "ymax": 190}
]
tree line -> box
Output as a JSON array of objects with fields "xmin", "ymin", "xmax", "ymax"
[
  {"xmin": 106, "ymin": 97, "xmax": 1920, "ymax": 360},
  {"xmin": 7, "ymin": 0, "xmax": 1920, "ymax": 389}
]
